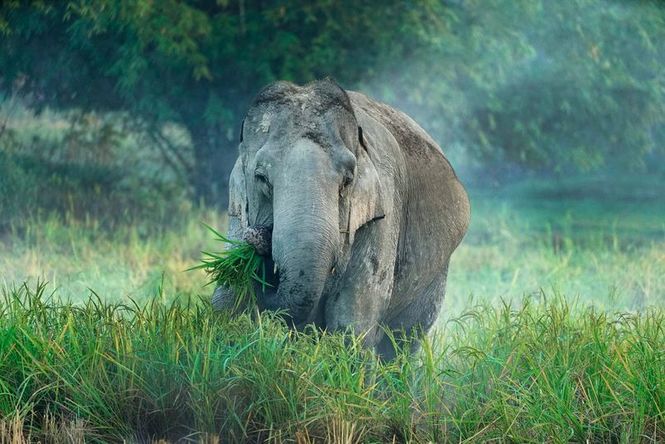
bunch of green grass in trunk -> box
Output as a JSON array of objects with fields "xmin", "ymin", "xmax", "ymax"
[
  {"xmin": 1, "ymin": 282, "xmax": 664, "ymax": 442},
  {"xmin": 189, "ymin": 224, "xmax": 270, "ymax": 310}
]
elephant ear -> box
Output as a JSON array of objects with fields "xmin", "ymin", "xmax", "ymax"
[
  {"xmin": 228, "ymin": 158, "xmax": 248, "ymax": 238},
  {"xmin": 345, "ymin": 126, "xmax": 385, "ymax": 245}
]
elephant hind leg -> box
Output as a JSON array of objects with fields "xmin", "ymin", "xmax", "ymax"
[{"xmin": 374, "ymin": 267, "xmax": 448, "ymax": 360}]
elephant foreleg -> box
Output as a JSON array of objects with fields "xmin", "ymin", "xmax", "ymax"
[
  {"xmin": 375, "ymin": 265, "xmax": 448, "ymax": 360},
  {"xmin": 324, "ymin": 225, "xmax": 397, "ymax": 349}
]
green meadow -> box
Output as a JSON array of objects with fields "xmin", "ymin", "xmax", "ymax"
[
  {"xmin": 3, "ymin": 176, "xmax": 663, "ymax": 314},
  {"xmin": 1, "ymin": 178, "xmax": 663, "ymax": 442}
]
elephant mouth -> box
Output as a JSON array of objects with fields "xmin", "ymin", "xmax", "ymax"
[
  {"xmin": 242, "ymin": 224, "xmax": 280, "ymax": 304},
  {"xmin": 255, "ymin": 253, "xmax": 280, "ymax": 303}
]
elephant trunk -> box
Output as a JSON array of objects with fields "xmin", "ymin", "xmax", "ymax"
[{"xmin": 260, "ymin": 162, "xmax": 339, "ymax": 326}]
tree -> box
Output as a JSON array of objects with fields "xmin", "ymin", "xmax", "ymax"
[
  {"xmin": 363, "ymin": 0, "xmax": 665, "ymax": 177},
  {"xmin": 3, "ymin": 0, "xmax": 664, "ymax": 193},
  {"xmin": 0, "ymin": 0, "xmax": 449, "ymax": 204}
]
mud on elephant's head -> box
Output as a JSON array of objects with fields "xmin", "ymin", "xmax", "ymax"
[{"xmin": 225, "ymin": 79, "xmax": 384, "ymax": 326}]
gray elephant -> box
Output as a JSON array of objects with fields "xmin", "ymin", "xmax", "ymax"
[{"xmin": 212, "ymin": 79, "xmax": 470, "ymax": 359}]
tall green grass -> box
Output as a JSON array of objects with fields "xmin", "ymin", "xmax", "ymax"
[
  {"xmin": 1, "ymin": 181, "xmax": 663, "ymax": 441},
  {"xmin": 1, "ymin": 282, "xmax": 663, "ymax": 442}
]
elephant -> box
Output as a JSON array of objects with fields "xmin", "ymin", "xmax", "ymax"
[{"xmin": 212, "ymin": 79, "xmax": 470, "ymax": 359}]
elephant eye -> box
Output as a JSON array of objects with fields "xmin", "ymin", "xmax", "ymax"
[
  {"xmin": 255, "ymin": 171, "xmax": 272, "ymax": 195},
  {"xmin": 255, "ymin": 171, "xmax": 269, "ymax": 185}
]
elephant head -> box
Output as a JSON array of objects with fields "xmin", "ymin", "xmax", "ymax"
[{"xmin": 221, "ymin": 80, "xmax": 384, "ymax": 326}]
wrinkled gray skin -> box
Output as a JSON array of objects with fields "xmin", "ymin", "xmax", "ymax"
[{"xmin": 212, "ymin": 80, "xmax": 470, "ymax": 359}]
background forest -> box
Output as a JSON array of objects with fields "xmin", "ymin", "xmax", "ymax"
[
  {"xmin": 0, "ymin": 1, "xmax": 664, "ymax": 442},
  {"xmin": 2, "ymin": 0, "xmax": 665, "ymax": 214}
]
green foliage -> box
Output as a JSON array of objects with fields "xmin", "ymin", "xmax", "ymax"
[
  {"xmin": 1, "ymin": 282, "xmax": 664, "ymax": 442},
  {"xmin": 0, "ymin": 147, "xmax": 187, "ymax": 230},
  {"xmin": 2, "ymin": 0, "xmax": 664, "ymax": 191},
  {"xmin": 189, "ymin": 224, "xmax": 270, "ymax": 309},
  {"xmin": 0, "ymin": 106, "xmax": 192, "ymax": 229},
  {"xmin": 366, "ymin": 0, "xmax": 665, "ymax": 175},
  {"xmin": 0, "ymin": 0, "xmax": 447, "ymax": 201}
]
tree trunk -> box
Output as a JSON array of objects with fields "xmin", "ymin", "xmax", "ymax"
[{"xmin": 188, "ymin": 124, "xmax": 237, "ymax": 208}]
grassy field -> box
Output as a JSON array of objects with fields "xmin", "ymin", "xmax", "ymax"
[
  {"xmin": 1, "ymin": 178, "xmax": 664, "ymax": 442},
  {"xmin": 448, "ymin": 177, "xmax": 665, "ymax": 316},
  {"xmin": 1, "ymin": 283, "xmax": 664, "ymax": 443},
  {"xmin": 2, "ymin": 178, "xmax": 663, "ymax": 315}
]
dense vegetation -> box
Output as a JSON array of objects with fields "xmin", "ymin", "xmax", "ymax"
[
  {"xmin": 0, "ymin": 0, "xmax": 447, "ymax": 202},
  {"xmin": 1, "ymin": 178, "xmax": 663, "ymax": 441},
  {"xmin": 1, "ymin": 282, "xmax": 663, "ymax": 443},
  {"xmin": 2, "ymin": 0, "xmax": 665, "ymax": 208}
]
